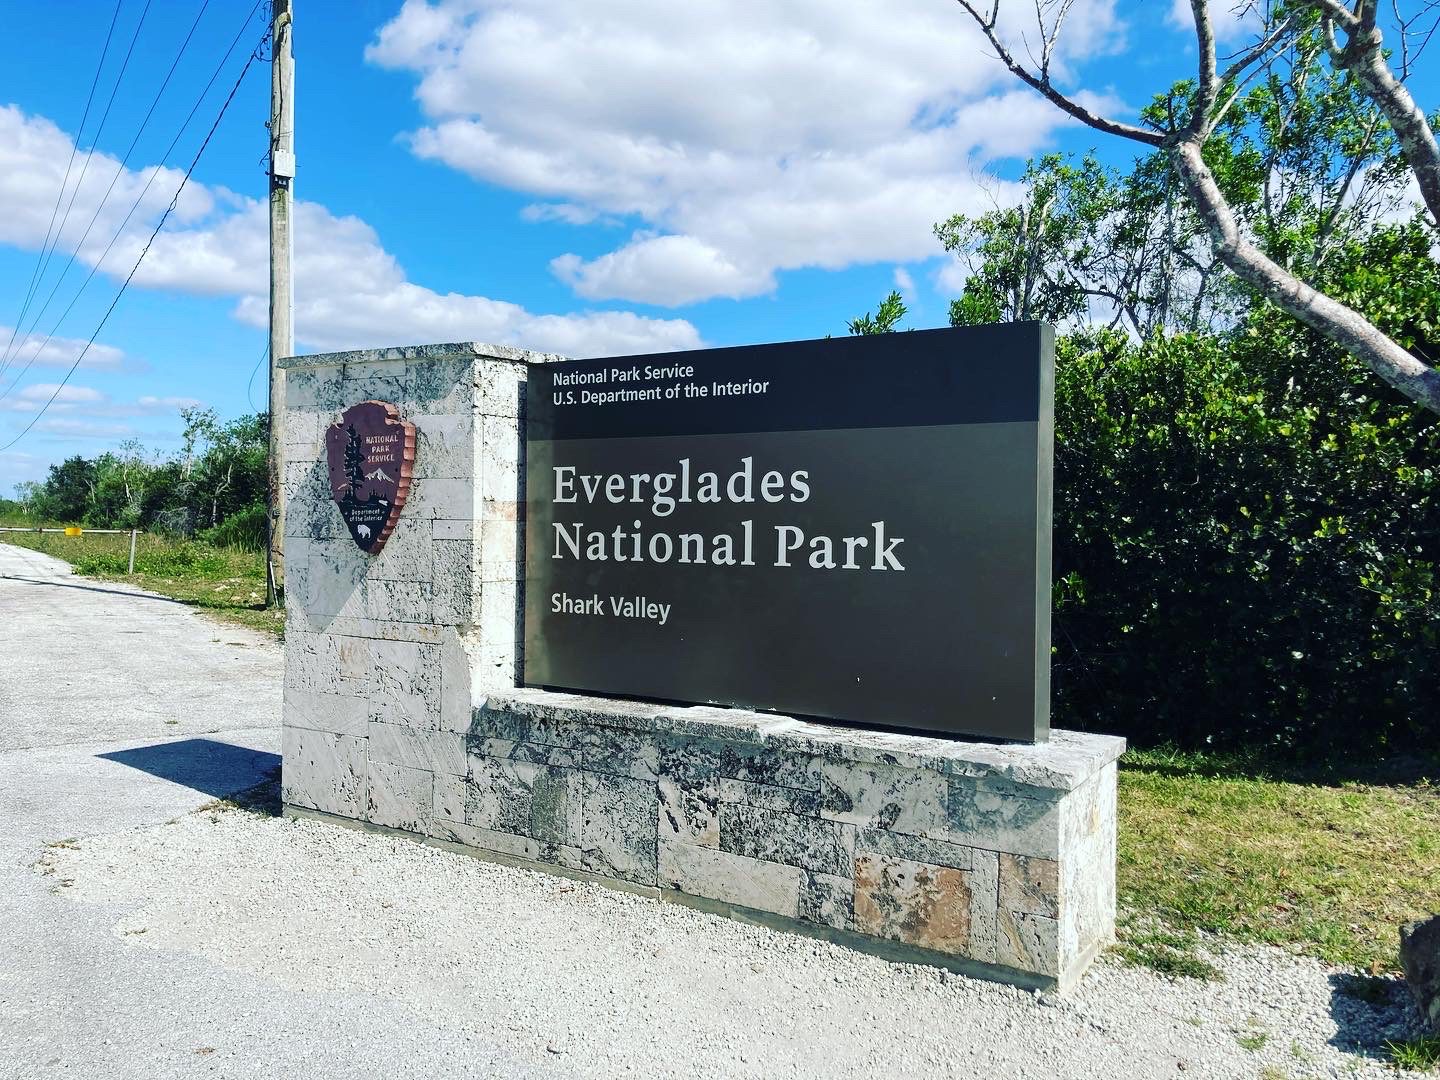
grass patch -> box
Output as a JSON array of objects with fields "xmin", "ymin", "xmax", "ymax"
[
  {"xmin": 1113, "ymin": 919, "xmax": 1223, "ymax": 980},
  {"xmin": 1236, "ymin": 1030, "xmax": 1270, "ymax": 1052},
  {"xmin": 194, "ymin": 768, "xmax": 282, "ymax": 817},
  {"xmin": 1387, "ymin": 1036, "xmax": 1440, "ymax": 1072},
  {"xmin": 1118, "ymin": 747, "xmax": 1440, "ymax": 974},
  {"xmin": 0, "ymin": 530, "xmax": 282, "ymax": 640}
]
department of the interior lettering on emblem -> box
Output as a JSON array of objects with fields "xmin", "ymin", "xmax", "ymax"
[{"xmin": 324, "ymin": 400, "xmax": 417, "ymax": 554}]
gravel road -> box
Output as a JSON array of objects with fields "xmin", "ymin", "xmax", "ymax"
[{"xmin": 0, "ymin": 543, "xmax": 1425, "ymax": 1079}]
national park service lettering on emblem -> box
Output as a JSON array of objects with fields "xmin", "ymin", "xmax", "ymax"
[{"xmin": 324, "ymin": 400, "xmax": 416, "ymax": 554}]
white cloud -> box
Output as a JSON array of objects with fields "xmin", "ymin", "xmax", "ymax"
[
  {"xmin": 31, "ymin": 417, "xmax": 135, "ymax": 439},
  {"xmin": 0, "ymin": 326, "xmax": 126, "ymax": 372},
  {"xmin": 137, "ymin": 395, "xmax": 204, "ymax": 411},
  {"xmin": 935, "ymin": 258, "xmax": 971, "ymax": 296},
  {"xmin": 368, "ymin": 0, "xmax": 1128, "ymax": 306},
  {"xmin": 17, "ymin": 383, "xmax": 103, "ymax": 404},
  {"xmin": 0, "ymin": 105, "xmax": 701, "ymax": 359},
  {"xmin": 552, "ymin": 235, "xmax": 774, "ymax": 306},
  {"xmin": 893, "ymin": 267, "xmax": 916, "ymax": 297}
]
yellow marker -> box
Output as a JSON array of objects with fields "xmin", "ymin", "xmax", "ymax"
[{"xmin": 64, "ymin": 526, "xmax": 83, "ymax": 537}]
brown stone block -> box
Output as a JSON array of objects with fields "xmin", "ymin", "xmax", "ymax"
[
  {"xmin": 999, "ymin": 852, "xmax": 1060, "ymax": 919},
  {"xmin": 853, "ymin": 853, "xmax": 972, "ymax": 954}
]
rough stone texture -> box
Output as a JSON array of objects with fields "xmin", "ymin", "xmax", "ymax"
[
  {"xmin": 280, "ymin": 343, "xmax": 547, "ymax": 824},
  {"xmin": 279, "ymin": 342, "xmax": 1124, "ymax": 991},
  {"xmin": 1400, "ymin": 914, "xmax": 1440, "ymax": 1033}
]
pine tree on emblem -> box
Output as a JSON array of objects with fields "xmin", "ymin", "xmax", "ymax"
[{"xmin": 343, "ymin": 424, "xmax": 365, "ymax": 499}]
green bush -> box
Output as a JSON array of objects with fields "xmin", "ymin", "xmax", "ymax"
[
  {"xmin": 1052, "ymin": 315, "xmax": 1439, "ymax": 757},
  {"xmin": 198, "ymin": 502, "xmax": 268, "ymax": 552}
]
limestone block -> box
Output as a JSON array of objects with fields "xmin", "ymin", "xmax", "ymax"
[
  {"xmin": 360, "ymin": 579, "xmax": 435, "ymax": 624},
  {"xmin": 473, "ymin": 643, "xmax": 517, "ymax": 694},
  {"xmin": 366, "ymin": 760, "xmax": 433, "ymax": 834},
  {"xmin": 580, "ymin": 771, "xmax": 658, "ymax": 885},
  {"xmin": 433, "ymin": 818, "xmax": 556, "ymax": 862},
  {"xmin": 369, "ymin": 518, "xmax": 433, "ymax": 583},
  {"xmin": 340, "ymin": 373, "xmax": 406, "ymax": 406},
  {"xmin": 290, "ymin": 543, "xmax": 365, "ymax": 616},
  {"xmin": 407, "ymin": 477, "xmax": 474, "ymax": 521},
  {"xmin": 282, "ymin": 726, "xmax": 365, "ymax": 819},
  {"xmin": 286, "ymin": 366, "xmax": 343, "ymax": 411},
  {"xmin": 1000, "ymin": 853, "xmax": 1060, "ymax": 920},
  {"xmin": 800, "ymin": 871, "xmax": 854, "ymax": 931},
  {"xmin": 718, "ymin": 803, "xmax": 852, "ymax": 878},
  {"xmin": 479, "ymin": 415, "xmax": 521, "ymax": 502},
  {"xmin": 582, "ymin": 726, "xmax": 660, "ymax": 782},
  {"xmin": 438, "ymin": 631, "xmax": 479, "ymax": 734},
  {"xmin": 284, "ymin": 409, "xmax": 323, "ymax": 452},
  {"xmin": 432, "ymin": 771, "xmax": 466, "ymax": 824},
  {"xmin": 939, "ymin": 776, "xmax": 1062, "ymax": 859},
  {"xmin": 819, "ymin": 759, "xmax": 948, "ymax": 835},
  {"xmin": 478, "ymin": 517, "xmax": 521, "ymax": 565},
  {"xmin": 293, "ymin": 615, "xmax": 444, "ymax": 645},
  {"xmin": 1059, "ymin": 763, "xmax": 1118, "ymax": 965},
  {"xmin": 369, "ymin": 640, "xmax": 441, "ymax": 730},
  {"xmin": 853, "ymin": 854, "xmax": 975, "ymax": 955},
  {"xmin": 658, "ymin": 776, "xmax": 719, "ymax": 846},
  {"xmin": 477, "ymin": 361, "xmax": 529, "ymax": 418},
  {"xmin": 715, "ymin": 744, "xmax": 819, "ymax": 791},
  {"xmin": 368, "ymin": 721, "xmax": 466, "ymax": 776},
  {"xmin": 997, "ymin": 907, "xmax": 1061, "ymax": 978},
  {"xmin": 407, "ymin": 358, "xmax": 475, "ymax": 413},
  {"xmin": 474, "ymin": 737, "xmax": 579, "ymax": 769},
  {"xmin": 283, "ymin": 685, "xmax": 368, "ymax": 738},
  {"xmin": 853, "ymin": 827, "xmax": 974, "ymax": 871},
  {"xmin": 530, "ymin": 765, "xmax": 584, "ymax": 846},
  {"xmin": 433, "ymin": 539, "xmax": 478, "ymax": 626},
  {"xmin": 968, "ymin": 848, "xmax": 1000, "ymax": 964},
  {"xmin": 413, "ymin": 412, "xmax": 475, "ymax": 480},
  {"xmin": 283, "ymin": 631, "xmax": 337, "ymax": 694},
  {"xmin": 477, "ymin": 579, "xmax": 519, "ymax": 646},
  {"xmin": 717, "ymin": 777, "xmax": 820, "ymax": 817},
  {"xmin": 466, "ymin": 757, "xmax": 537, "ymax": 835},
  {"xmin": 658, "ymin": 840, "xmax": 802, "ymax": 918},
  {"xmin": 434, "ymin": 519, "xmax": 476, "ymax": 541}
]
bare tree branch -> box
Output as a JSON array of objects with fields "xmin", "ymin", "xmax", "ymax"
[
  {"xmin": 1294, "ymin": 0, "xmax": 1440, "ymax": 225},
  {"xmin": 1172, "ymin": 140, "xmax": 1440, "ymax": 410},
  {"xmin": 952, "ymin": 0, "xmax": 1167, "ymax": 145}
]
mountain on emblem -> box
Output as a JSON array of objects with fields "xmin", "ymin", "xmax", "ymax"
[{"xmin": 324, "ymin": 401, "xmax": 416, "ymax": 554}]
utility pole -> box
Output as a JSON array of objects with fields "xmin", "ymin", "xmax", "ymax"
[{"xmin": 266, "ymin": 0, "xmax": 294, "ymax": 608}]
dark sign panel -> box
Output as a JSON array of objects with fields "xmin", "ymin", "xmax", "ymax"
[
  {"xmin": 523, "ymin": 324, "xmax": 1054, "ymax": 742},
  {"xmin": 326, "ymin": 400, "xmax": 416, "ymax": 555}
]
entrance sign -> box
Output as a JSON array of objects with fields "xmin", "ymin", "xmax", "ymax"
[
  {"xmin": 523, "ymin": 324, "xmax": 1055, "ymax": 742},
  {"xmin": 325, "ymin": 400, "xmax": 416, "ymax": 555}
]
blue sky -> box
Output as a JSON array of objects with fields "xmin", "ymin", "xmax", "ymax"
[{"xmin": 0, "ymin": 0, "xmax": 1357, "ymax": 490}]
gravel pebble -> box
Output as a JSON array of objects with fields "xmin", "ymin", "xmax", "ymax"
[{"xmin": 40, "ymin": 808, "xmax": 1425, "ymax": 1079}]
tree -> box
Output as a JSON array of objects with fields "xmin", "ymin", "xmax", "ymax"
[
  {"xmin": 951, "ymin": 0, "xmax": 1440, "ymax": 412},
  {"xmin": 847, "ymin": 290, "xmax": 909, "ymax": 334},
  {"xmin": 343, "ymin": 424, "xmax": 365, "ymax": 498}
]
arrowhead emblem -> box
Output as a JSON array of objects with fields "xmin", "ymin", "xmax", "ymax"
[{"xmin": 324, "ymin": 400, "xmax": 416, "ymax": 554}]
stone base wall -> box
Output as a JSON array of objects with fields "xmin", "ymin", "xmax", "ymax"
[{"xmin": 277, "ymin": 341, "xmax": 1124, "ymax": 992}]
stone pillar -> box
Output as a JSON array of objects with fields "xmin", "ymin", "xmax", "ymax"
[{"xmin": 277, "ymin": 342, "xmax": 560, "ymax": 830}]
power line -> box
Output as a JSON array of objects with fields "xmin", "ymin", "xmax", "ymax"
[
  {"xmin": 0, "ymin": 0, "xmax": 267, "ymax": 404},
  {"xmin": 0, "ymin": 0, "xmax": 154, "ymax": 376},
  {"xmin": 247, "ymin": 340, "xmax": 270, "ymax": 412},
  {"xmin": 0, "ymin": 26, "xmax": 270, "ymax": 454},
  {"xmin": 0, "ymin": 0, "xmax": 124, "ymax": 375},
  {"xmin": 0, "ymin": 0, "xmax": 210, "ymax": 382}
]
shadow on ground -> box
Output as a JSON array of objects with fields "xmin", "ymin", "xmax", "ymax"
[
  {"xmin": 99, "ymin": 738, "xmax": 282, "ymax": 807},
  {"xmin": 1327, "ymin": 972, "xmax": 1424, "ymax": 1066}
]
